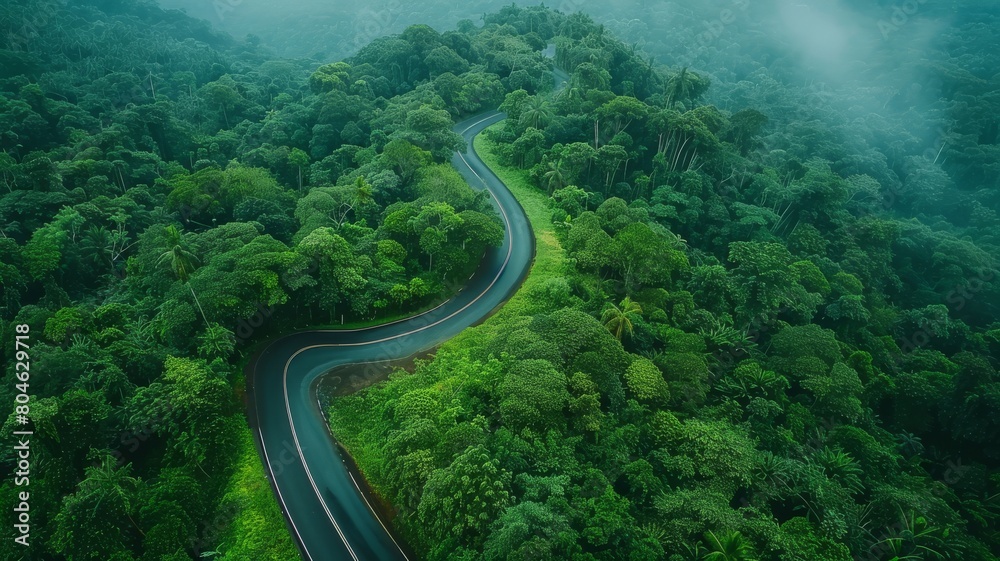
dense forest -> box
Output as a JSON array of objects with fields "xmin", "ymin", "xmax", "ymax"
[
  {"xmin": 0, "ymin": 0, "xmax": 507, "ymax": 558},
  {"xmin": 1, "ymin": 0, "xmax": 998, "ymax": 560}
]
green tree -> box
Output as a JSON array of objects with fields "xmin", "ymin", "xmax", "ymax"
[
  {"xmin": 568, "ymin": 372, "xmax": 604, "ymax": 439},
  {"xmin": 595, "ymin": 96, "xmax": 648, "ymax": 138},
  {"xmin": 199, "ymin": 75, "xmax": 242, "ymax": 127},
  {"xmin": 482, "ymin": 501, "xmax": 574, "ymax": 560},
  {"xmin": 309, "ymin": 61, "xmax": 352, "ymax": 94},
  {"xmin": 571, "ymin": 62, "xmax": 611, "ymax": 91},
  {"xmin": 410, "ymin": 202, "xmax": 463, "ymax": 273},
  {"xmin": 51, "ymin": 455, "xmax": 144, "ymax": 560},
  {"xmin": 624, "ymin": 357, "xmax": 669, "ymax": 404},
  {"xmin": 288, "ymin": 148, "xmax": 309, "ymax": 190},
  {"xmin": 197, "ymin": 322, "xmax": 236, "ymax": 360},
  {"xmin": 158, "ymin": 356, "xmax": 234, "ymax": 473},
  {"xmin": 725, "ymin": 109, "xmax": 769, "ymax": 155},
  {"xmin": 614, "ymin": 222, "xmax": 688, "ymax": 292},
  {"xmin": 498, "ymin": 359, "xmax": 570, "ymax": 431},
  {"xmin": 703, "ymin": 530, "xmax": 756, "ymax": 561},
  {"xmin": 664, "ymin": 67, "xmax": 710, "ymax": 108},
  {"xmin": 424, "ymin": 46, "xmax": 469, "ymax": 77},
  {"xmin": 727, "ymin": 241, "xmax": 797, "ymax": 327},
  {"xmin": 601, "ymin": 296, "xmax": 642, "ymax": 341},
  {"xmin": 802, "ymin": 362, "xmax": 865, "ymax": 422},
  {"xmin": 382, "ymin": 139, "xmax": 431, "ymax": 182},
  {"xmin": 418, "ymin": 445, "xmax": 512, "ymax": 547},
  {"xmin": 157, "ymin": 225, "xmax": 210, "ymax": 328}
]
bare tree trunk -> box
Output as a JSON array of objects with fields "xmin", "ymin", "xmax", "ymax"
[
  {"xmin": 933, "ymin": 141, "xmax": 947, "ymax": 165},
  {"xmin": 189, "ymin": 284, "xmax": 210, "ymax": 329}
]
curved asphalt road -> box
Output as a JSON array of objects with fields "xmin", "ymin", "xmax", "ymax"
[{"xmin": 246, "ymin": 111, "xmax": 535, "ymax": 561}]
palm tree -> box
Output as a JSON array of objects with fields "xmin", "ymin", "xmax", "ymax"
[
  {"xmin": 333, "ymin": 176, "xmax": 374, "ymax": 228},
  {"xmin": 543, "ymin": 160, "xmax": 567, "ymax": 194},
  {"xmin": 753, "ymin": 451, "xmax": 792, "ymax": 492},
  {"xmin": 703, "ymin": 530, "xmax": 755, "ymax": 561},
  {"xmin": 79, "ymin": 454, "xmax": 145, "ymax": 537},
  {"xmin": 353, "ymin": 175, "xmax": 374, "ymax": 205},
  {"xmin": 82, "ymin": 224, "xmax": 137, "ymax": 276},
  {"xmin": 81, "ymin": 226, "xmax": 113, "ymax": 268},
  {"xmin": 124, "ymin": 316, "xmax": 154, "ymax": 350},
  {"xmin": 894, "ymin": 432, "xmax": 925, "ymax": 458},
  {"xmin": 811, "ymin": 447, "xmax": 864, "ymax": 495},
  {"xmin": 82, "ymin": 362, "xmax": 134, "ymax": 405},
  {"xmin": 175, "ymin": 431, "xmax": 210, "ymax": 478},
  {"xmin": 197, "ymin": 322, "xmax": 235, "ymax": 360},
  {"xmin": 664, "ymin": 67, "xmax": 705, "ymax": 109},
  {"xmin": 869, "ymin": 509, "xmax": 955, "ymax": 560},
  {"xmin": 519, "ymin": 96, "xmax": 551, "ymax": 129},
  {"xmin": 601, "ymin": 297, "xmax": 642, "ymax": 341},
  {"xmin": 157, "ymin": 225, "xmax": 209, "ymax": 328}
]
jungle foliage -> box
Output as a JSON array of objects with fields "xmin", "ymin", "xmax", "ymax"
[
  {"xmin": 330, "ymin": 3, "xmax": 1000, "ymax": 561},
  {"xmin": 0, "ymin": 0, "xmax": 998, "ymax": 560}
]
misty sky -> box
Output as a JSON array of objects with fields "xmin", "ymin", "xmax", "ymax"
[
  {"xmin": 153, "ymin": 0, "xmax": 950, "ymax": 79},
  {"xmin": 155, "ymin": 0, "xmax": 552, "ymax": 59}
]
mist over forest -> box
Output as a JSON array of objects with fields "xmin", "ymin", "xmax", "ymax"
[
  {"xmin": 1, "ymin": 0, "xmax": 998, "ymax": 559},
  {"xmin": 155, "ymin": 0, "xmax": 981, "ymax": 161}
]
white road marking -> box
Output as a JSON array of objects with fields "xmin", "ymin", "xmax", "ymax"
[
  {"xmin": 348, "ymin": 470, "xmax": 411, "ymax": 561},
  {"xmin": 255, "ymin": 422, "xmax": 315, "ymax": 561},
  {"xmin": 461, "ymin": 112, "xmax": 503, "ymax": 134},
  {"xmin": 283, "ymin": 360, "xmax": 360, "ymax": 561}
]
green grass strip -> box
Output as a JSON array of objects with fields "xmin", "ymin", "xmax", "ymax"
[{"xmin": 217, "ymin": 423, "xmax": 301, "ymax": 560}]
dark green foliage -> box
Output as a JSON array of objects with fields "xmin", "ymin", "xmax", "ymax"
[
  {"xmin": 0, "ymin": 2, "xmax": 515, "ymax": 559},
  {"xmin": 4, "ymin": 1, "xmax": 1000, "ymax": 559},
  {"xmin": 328, "ymin": 5, "xmax": 1000, "ymax": 556}
]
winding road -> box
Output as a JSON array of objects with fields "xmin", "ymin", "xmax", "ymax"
[{"xmin": 245, "ymin": 110, "xmax": 536, "ymax": 560}]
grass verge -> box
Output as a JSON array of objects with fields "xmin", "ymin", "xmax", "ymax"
[
  {"xmin": 457, "ymin": 124, "xmax": 567, "ymax": 325},
  {"xmin": 217, "ymin": 422, "xmax": 301, "ymax": 560}
]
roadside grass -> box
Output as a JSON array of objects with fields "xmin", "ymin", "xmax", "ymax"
[
  {"xmin": 474, "ymin": 124, "xmax": 566, "ymax": 298},
  {"xmin": 217, "ymin": 422, "xmax": 301, "ymax": 560},
  {"xmin": 439, "ymin": 123, "xmax": 568, "ymax": 347}
]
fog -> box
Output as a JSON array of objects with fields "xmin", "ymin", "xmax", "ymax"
[
  {"xmin": 153, "ymin": 0, "xmax": 953, "ymax": 88},
  {"xmin": 150, "ymin": 0, "xmax": 983, "ymax": 163},
  {"xmin": 156, "ymin": 0, "xmax": 554, "ymax": 60}
]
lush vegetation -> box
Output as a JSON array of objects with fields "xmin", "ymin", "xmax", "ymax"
[
  {"xmin": 0, "ymin": 0, "xmax": 512, "ymax": 558},
  {"xmin": 328, "ymin": 4, "xmax": 1000, "ymax": 561},
  {"xmin": 1, "ymin": 0, "xmax": 998, "ymax": 560}
]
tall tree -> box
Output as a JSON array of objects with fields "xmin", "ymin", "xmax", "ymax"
[
  {"xmin": 519, "ymin": 95, "xmax": 552, "ymax": 129},
  {"xmin": 157, "ymin": 225, "xmax": 209, "ymax": 328},
  {"xmin": 664, "ymin": 67, "xmax": 709, "ymax": 108},
  {"xmin": 601, "ymin": 296, "xmax": 642, "ymax": 341}
]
